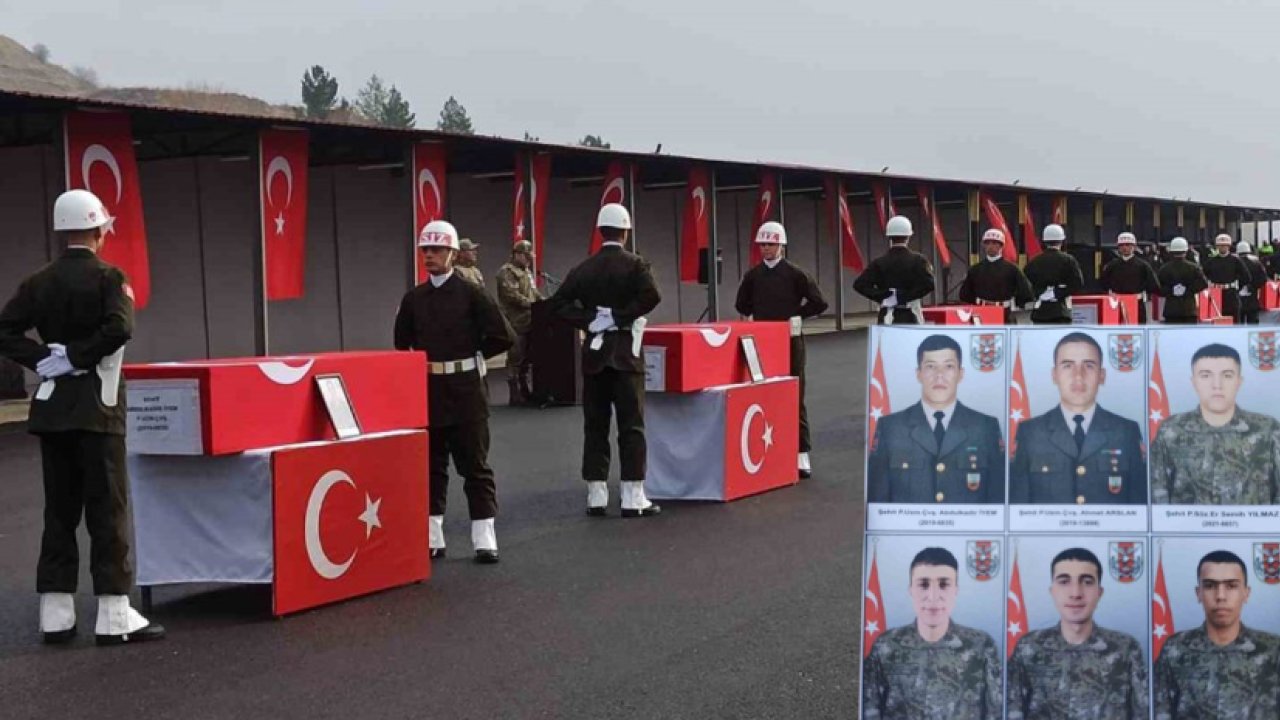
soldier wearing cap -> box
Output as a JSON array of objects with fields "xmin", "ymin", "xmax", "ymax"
[
  {"xmin": 455, "ymin": 238, "xmax": 485, "ymax": 288},
  {"xmin": 0, "ymin": 189, "xmax": 165, "ymax": 646},
  {"xmin": 1235, "ymin": 242, "xmax": 1267, "ymax": 325},
  {"xmin": 867, "ymin": 334, "xmax": 1005, "ymax": 504},
  {"xmin": 1010, "ymin": 332, "xmax": 1147, "ymax": 505},
  {"xmin": 735, "ymin": 220, "xmax": 829, "ymax": 478},
  {"xmin": 1101, "ymin": 232, "xmax": 1160, "ymax": 323},
  {"xmin": 1154, "ymin": 550, "xmax": 1280, "ymax": 720},
  {"xmin": 1150, "ymin": 343, "xmax": 1280, "ymax": 505},
  {"xmin": 394, "ymin": 220, "xmax": 515, "ymax": 563},
  {"xmin": 853, "ymin": 215, "xmax": 935, "ymax": 325},
  {"xmin": 495, "ymin": 241, "xmax": 541, "ymax": 405},
  {"xmin": 863, "ymin": 547, "xmax": 1001, "ymax": 720},
  {"xmin": 1023, "ymin": 224, "xmax": 1084, "ymax": 325},
  {"xmin": 1007, "ymin": 548, "xmax": 1148, "ymax": 720},
  {"xmin": 1202, "ymin": 234, "xmax": 1251, "ymax": 322},
  {"xmin": 1155, "ymin": 238, "xmax": 1209, "ymax": 324},
  {"xmin": 959, "ymin": 228, "xmax": 1034, "ymax": 323},
  {"xmin": 548, "ymin": 203, "xmax": 662, "ymax": 518}
]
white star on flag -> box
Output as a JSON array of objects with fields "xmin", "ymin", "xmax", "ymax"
[
  {"xmin": 275, "ymin": 213, "xmax": 286, "ymax": 235},
  {"xmin": 1008, "ymin": 621, "xmax": 1022, "ymax": 637},
  {"xmin": 1010, "ymin": 409, "xmax": 1024, "ymax": 422},
  {"xmin": 762, "ymin": 423, "xmax": 774, "ymax": 450},
  {"xmin": 1150, "ymin": 410, "xmax": 1163, "ymax": 423},
  {"xmin": 865, "ymin": 620, "xmax": 879, "ymax": 635},
  {"xmin": 1153, "ymin": 624, "xmax": 1168, "ymax": 639},
  {"xmin": 515, "ymin": 222, "xmax": 525, "ymax": 239},
  {"xmin": 358, "ymin": 493, "xmax": 382, "ymax": 539},
  {"xmin": 870, "ymin": 406, "xmax": 883, "ymax": 421},
  {"xmin": 103, "ymin": 214, "xmax": 117, "ymax": 235}
]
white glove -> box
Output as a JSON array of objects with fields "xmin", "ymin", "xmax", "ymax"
[
  {"xmin": 880, "ymin": 289, "xmax": 898, "ymax": 309},
  {"xmin": 1240, "ymin": 286, "xmax": 1252, "ymax": 297},
  {"xmin": 1038, "ymin": 286, "xmax": 1057, "ymax": 302},
  {"xmin": 36, "ymin": 343, "xmax": 75, "ymax": 379},
  {"xmin": 1172, "ymin": 283, "xmax": 1186, "ymax": 297},
  {"xmin": 588, "ymin": 306, "xmax": 615, "ymax": 333},
  {"xmin": 789, "ymin": 316, "xmax": 803, "ymax": 337}
]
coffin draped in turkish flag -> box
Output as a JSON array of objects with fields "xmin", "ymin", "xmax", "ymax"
[
  {"xmin": 723, "ymin": 378, "xmax": 800, "ymax": 500},
  {"xmin": 260, "ymin": 129, "xmax": 310, "ymax": 300}
]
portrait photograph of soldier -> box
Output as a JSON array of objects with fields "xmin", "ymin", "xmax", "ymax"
[
  {"xmin": 1152, "ymin": 539, "xmax": 1280, "ymax": 720},
  {"xmin": 1009, "ymin": 329, "xmax": 1148, "ymax": 507},
  {"xmin": 862, "ymin": 538, "xmax": 1003, "ymax": 720},
  {"xmin": 866, "ymin": 329, "xmax": 1007, "ymax": 506},
  {"xmin": 1006, "ymin": 538, "xmax": 1149, "ymax": 720},
  {"xmin": 1149, "ymin": 330, "xmax": 1280, "ymax": 506}
]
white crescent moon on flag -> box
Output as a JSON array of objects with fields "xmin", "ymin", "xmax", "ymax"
[
  {"xmin": 305, "ymin": 470, "xmax": 357, "ymax": 580},
  {"xmin": 601, "ymin": 176, "xmax": 625, "ymax": 205},
  {"xmin": 1011, "ymin": 380, "xmax": 1025, "ymax": 401},
  {"xmin": 265, "ymin": 156, "xmax": 294, "ymax": 208},
  {"xmin": 1148, "ymin": 381, "xmax": 1164, "ymax": 402},
  {"xmin": 698, "ymin": 326, "xmax": 732, "ymax": 348},
  {"xmin": 869, "ymin": 378, "xmax": 885, "ymax": 397},
  {"xmin": 864, "ymin": 589, "xmax": 880, "ymax": 610},
  {"xmin": 81, "ymin": 144, "xmax": 123, "ymax": 204},
  {"xmin": 1007, "ymin": 591, "xmax": 1022, "ymax": 611},
  {"xmin": 417, "ymin": 167, "xmax": 442, "ymax": 218},
  {"xmin": 760, "ymin": 190, "xmax": 772, "ymax": 215},
  {"xmin": 258, "ymin": 359, "xmax": 316, "ymax": 385},
  {"xmin": 1152, "ymin": 594, "xmax": 1167, "ymax": 613},
  {"xmin": 513, "ymin": 181, "xmax": 524, "ymax": 216},
  {"xmin": 692, "ymin": 186, "xmax": 706, "ymax": 220},
  {"xmin": 740, "ymin": 404, "xmax": 766, "ymax": 475}
]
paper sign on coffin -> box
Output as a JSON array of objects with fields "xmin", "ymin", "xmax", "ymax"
[
  {"xmin": 646, "ymin": 377, "xmax": 800, "ymax": 501},
  {"xmin": 1072, "ymin": 294, "xmax": 1141, "ymax": 325},
  {"xmin": 642, "ymin": 322, "xmax": 790, "ymax": 393},
  {"xmin": 125, "ymin": 351, "xmax": 426, "ymax": 455}
]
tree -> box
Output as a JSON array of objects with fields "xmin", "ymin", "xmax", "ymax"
[
  {"xmin": 355, "ymin": 74, "xmax": 390, "ymax": 123},
  {"xmin": 71, "ymin": 66, "xmax": 100, "ymax": 88},
  {"xmin": 31, "ymin": 43, "xmax": 50, "ymax": 62},
  {"xmin": 436, "ymin": 96, "xmax": 474, "ymax": 135},
  {"xmin": 579, "ymin": 134, "xmax": 611, "ymax": 149},
  {"xmin": 300, "ymin": 65, "xmax": 339, "ymax": 119},
  {"xmin": 381, "ymin": 85, "xmax": 416, "ymax": 128}
]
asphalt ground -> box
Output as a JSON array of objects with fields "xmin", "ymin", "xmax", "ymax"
[{"xmin": 0, "ymin": 330, "xmax": 869, "ymax": 719}]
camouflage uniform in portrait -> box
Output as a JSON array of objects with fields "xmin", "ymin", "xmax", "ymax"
[
  {"xmin": 1154, "ymin": 624, "xmax": 1280, "ymax": 720},
  {"xmin": 862, "ymin": 622, "xmax": 1001, "ymax": 720},
  {"xmin": 1007, "ymin": 624, "xmax": 1148, "ymax": 720},
  {"xmin": 1150, "ymin": 409, "xmax": 1280, "ymax": 505}
]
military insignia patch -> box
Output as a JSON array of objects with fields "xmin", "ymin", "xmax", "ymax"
[
  {"xmin": 1107, "ymin": 333, "xmax": 1141, "ymax": 373},
  {"xmin": 971, "ymin": 333, "xmax": 1003, "ymax": 373},
  {"xmin": 966, "ymin": 540, "xmax": 1000, "ymax": 581},
  {"xmin": 1254, "ymin": 542, "xmax": 1280, "ymax": 585},
  {"xmin": 1108, "ymin": 541, "xmax": 1143, "ymax": 583},
  {"xmin": 1249, "ymin": 332, "xmax": 1277, "ymax": 371}
]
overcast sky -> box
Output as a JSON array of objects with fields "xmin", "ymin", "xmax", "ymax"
[{"xmin": 4, "ymin": 0, "xmax": 1279, "ymax": 206}]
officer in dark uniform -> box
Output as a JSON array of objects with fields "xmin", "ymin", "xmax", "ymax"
[
  {"xmin": 1023, "ymin": 224, "xmax": 1084, "ymax": 325},
  {"xmin": 1009, "ymin": 332, "xmax": 1147, "ymax": 504},
  {"xmin": 1236, "ymin": 241, "xmax": 1267, "ymax": 325},
  {"xmin": 394, "ymin": 220, "xmax": 514, "ymax": 563},
  {"xmin": 958, "ymin": 229, "xmax": 1034, "ymax": 323},
  {"xmin": 867, "ymin": 334, "xmax": 1005, "ymax": 504},
  {"xmin": 1156, "ymin": 237, "xmax": 1209, "ymax": 324},
  {"xmin": 0, "ymin": 189, "xmax": 164, "ymax": 646},
  {"xmin": 1100, "ymin": 232, "xmax": 1160, "ymax": 323},
  {"xmin": 853, "ymin": 215, "xmax": 935, "ymax": 325},
  {"xmin": 548, "ymin": 203, "xmax": 662, "ymax": 517},
  {"xmin": 1203, "ymin": 233, "xmax": 1251, "ymax": 322},
  {"xmin": 735, "ymin": 220, "xmax": 829, "ymax": 478}
]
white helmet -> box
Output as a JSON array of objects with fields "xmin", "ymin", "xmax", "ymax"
[
  {"xmin": 597, "ymin": 203, "xmax": 632, "ymax": 230},
  {"xmin": 754, "ymin": 221, "xmax": 787, "ymax": 245},
  {"xmin": 1214, "ymin": 233, "xmax": 1233, "ymax": 246},
  {"xmin": 885, "ymin": 215, "xmax": 913, "ymax": 238},
  {"xmin": 1238, "ymin": 241, "xmax": 1253, "ymax": 254},
  {"xmin": 1169, "ymin": 237, "xmax": 1189, "ymax": 253},
  {"xmin": 1043, "ymin": 224, "xmax": 1066, "ymax": 244},
  {"xmin": 418, "ymin": 220, "xmax": 460, "ymax": 250},
  {"xmin": 1117, "ymin": 232, "xmax": 1137, "ymax": 245},
  {"xmin": 981, "ymin": 228, "xmax": 1005, "ymax": 244},
  {"xmin": 53, "ymin": 189, "xmax": 110, "ymax": 231}
]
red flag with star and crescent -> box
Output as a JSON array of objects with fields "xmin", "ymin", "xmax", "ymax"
[
  {"xmin": 680, "ymin": 166, "xmax": 711, "ymax": 283},
  {"xmin": 1019, "ymin": 195, "xmax": 1044, "ymax": 259},
  {"xmin": 825, "ymin": 177, "xmax": 865, "ymax": 272},
  {"xmin": 259, "ymin": 128, "xmax": 310, "ymax": 300},
  {"xmin": 1152, "ymin": 549, "xmax": 1174, "ymax": 660},
  {"xmin": 748, "ymin": 171, "xmax": 779, "ymax": 267},
  {"xmin": 1051, "ymin": 196, "xmax": 1068, "ymax": 226},
  {"xmin": 412, "ymin": 143, "xmax": 447, "ymax": 285},
  {"xmin": 64, "ymin": 111, "xmax": 151, "ymax": 308},
  {"xmin": 513, "ymin": 152, "xmax": 552, "ymax": 284},
  {"xmin": 872, "ymin": 181, "xmax": 896, "ymax": 231},
  {"xmin": 1149, "ymin": 339, "xmax": 1171, "ymax": 441},
  {"xmin": 1009, "ymin": 341, "xmax": 1031, "ymax": 458},
  {"xmin": 589, "ymin": 160, "xmax": 628, "ymax": 255},
  {"xmin": 868, "ymin": 341, "xmax": 890, "ymax": 448},
  {"xmin": 863, "ymin": 549, "xmax": 887, "ymax": 657},
  {"xmin": 1007, "ymin": 552, "xmax": 1029, "ymax": 658},
  {"xmin": 916, "ymin": 184, "xmax": 952, "ymax": 267},
  {"xmin": 980, "ymin": 191, "xmax": 1018, "ymax": 263}
]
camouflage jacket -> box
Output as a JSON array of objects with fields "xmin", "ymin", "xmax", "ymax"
[
  {"xmin": 1154, "ymin": 624, "xmax": 1280, "ymax": 720},
  {"xmin": 1150, "ymin": 408, "xmax": 1280, "ymax": 505},
  {"xmin": 495, "ymin": 262, "xmax": 540, "ymax": 333},
  {"xmin": 863, "ymin": 622, "xmax": 1001, "ymax": 720},
  {"xmin": 455, "ymin": 265, "xmax": 485, "ymax": 288},
  {"xmin": 1007, "ymin": 624, "xmax": 1148, "ymax": 720}
]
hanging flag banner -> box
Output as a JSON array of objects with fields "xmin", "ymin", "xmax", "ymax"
[
  {"xmin": 589, "ymin": 160, "xmax": 628, "ymax": 255},
  {"xmin": 826, "ymin": 177, "xmax": 865, "ymax": 272},
  {"xmin": 513, "ymin": 152, "xmax": 552, "ymax": 283},
  {"xmin": 1018, "ymin": 195, "xmax": 1043, "ymax": 259},
  {"xmin": 259, "ymin": 128, "xmax": 310, "ymax": 301},
  {"xmin": 872, "ymin": 181, "xmax": 897, "ymax": 231},
  {"xmin": 980, "ymin": 191, "xmax": 1019, "ymax": 262},
  {"xmin": 64, "ymin": 111, "xmax": 152, "ymax": 307},
  {"xmin": 916, "ymin": 185, "xmax": 951, "ymax": 267},
  {"xmin": 680, "ymin": 166, "xmax": 711, "ymax": 283},
  {"xmin": 747, "ymin": 171, "xmax": 779, "ymax": 267},
  {"xmin": 411, "ymin": 143, "xmax": 447, "ymax": 285},
  {"xmin": 1051, "ymin": 196, "xmax": 1068, "ymax": 226}
]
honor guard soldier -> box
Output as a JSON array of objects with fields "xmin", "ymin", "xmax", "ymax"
[
  {"xmin": 454, "ymin": 238, "xmax": 485, "ymax": 287},
  {"xmin": 0, "ymin": 189, "xmax": 165, "ymax": 646},
  {"xmin": 1155, "ymin": 237, "xmax": 1209, "ymax": 324},
  {"xmin": 1235, "ymin": 241, "xmax": 1267, "ymax": 325},
  {"xmin": 853, "ymin": 215, "xmax": 935, "ymax": 325},
  {"xmin": 1023, "ymin": 224, "xmax": 1084, "ymax": 325},
  {"xmin": 734, "ymin": 221, "xmax": 829, "ymax": 478},
  {"xmin": 1203, "ymin": 233, "xmax": 1251, "ymax": 321},
  {"xmin": 548, "ymin": 203, "xmax": 662, "ymax": 517},
  {"xmin": 1010, "ymin": 333, "xmax": 1147, "ymax": 504},
  {"xmin": 958, "ymin": 229, "xmax": 1034, "ymax": 323},
  {"xmin": 394, "ymin": 220, "xmax": 515, "ymax": 563},
  {"xmin": 495, "ymin": 241, "xmax": 541, "ymax": 405},
  {"xmin": 1100, "ymin": 232, "xmax": 1160, "ymax": 323}
]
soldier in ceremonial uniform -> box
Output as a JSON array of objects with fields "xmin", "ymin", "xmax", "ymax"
[
  {"xmin": 0, "ymin": 189, "xmax": 164, "ymax": 646},
  {"xmin": 1023, "ymin": 224, "xmax": 1084, "ymax": 325},
  {"xmin": 735, "ymin": 221, "xmax": 829, "ymax": 478},
  {"xmin": 1101, "ymin": 232, "xmax": 1160, "ymax": 323},
  {"xmin": 394, "ymin": 220, "xmax": 514, "ymax": 563},
  {"xmin": 1154, "ymin": 550, "xmax": 1280, "ymax": 720},
  {"xmin": 958, "ymin": 228, "xmax": 1033, "ymax": 323},
  {"xmin": 853, "ymin": 215, "xmax": 935, "ymax": 325},
  {"xmin": 1203, "ymin": 233, "xmax": 1251, "ymax": 322},
  {"xmin": 1150, "ymin": 343, "xmax": 1280, "ymax": 505},
  {"xmin": 495, "ymin": 241, "xmax": 541, "ymax": 405},
  {"xmin": 867, "ymin": 334, "xmax": 1005, "ymax": 504},
  {"xmin": 548, "ymin": 203, "xmax": 662, "ymax": 517},
  {"xmin": 862, "ymin": 547, "xmax": 1001, "ymax": 720},
  {"xmin": 1007, "ymin": 548, "xmax": 1148, "ymax": 720},
  {"xmin": 1235, "ymin": 241, "xmax": 1267, "ymax": 325},
  {"xmin": 1155, "ymin": 237, "xmax": 1208, "ymax": 324},
  {"xmin": 454, "ymin": 238, "xmax": 485, "ymax": 287},
  {"xmin": 1010, "ymin": 332, "xmax": 1147, "ymax": 504}
]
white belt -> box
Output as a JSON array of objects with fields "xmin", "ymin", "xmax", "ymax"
[
  {"xmin": 882, "ymin": 300, "xmax": 923, "ymax": 325},
  {"xmin": 1211, "ymin": 282, "xmax": 1239, "ymax": 290},
  {"xmin": 975, "ymin": 299, "xmax": 1011, "ymax": 308},
  {"xmin": 588, "ymin": 318, "xmax": 647, "ymax": 357},
  {"xmin": 429, "ymin": 357, "xmax": 479, "ymax": 375}
]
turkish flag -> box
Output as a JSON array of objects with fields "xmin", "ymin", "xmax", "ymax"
[
  {"xmin": 513, "ymin": 152, "xmax": 551, "ymax": 284},
  {"xmin": 825, "ymin": 177, "xmax": 865, "ymax": 272},
  {"xmin": 1151, "ymin": 550, "xmax": 1174, "ymax": 660},
  {"xmin": 723, "ymin": 377, "xmax": 799, "ymax": 500},
  {"xmin": 1009, "ymin": 341, "xmax": 1031, "ymax": 458},
  {"xmin": 1051, "ymin": 196, "xmax": 1068, "ymax": 226},
  {"xmin": 1148, "ymin": 340, "xmax": 1171, "ymax": 441},
  {"xmin": 589, "ymin": 160, "xmax": 628, "ymax": 255},
  {"xmin": 863, "ymin": 549, "xmax": 887, "ymax": 657},
  {"xmin": 868, "ymin": 341, "xmax": 890, "ymax": 448},
  {"xmin": 412, "ymin": 143, "xmax": 448, "ymax": 285},
  {"xmin": 1007, "ymin": 552, "xmax": 1029, "ymax": 658},
  {"xmin": 916, "ymin": 184, "xmax": 952, "ymax": 267},
  {"xmin": 680, "ymin": 166, "xmax": 711, "ymax": 283},
  {"xmin": 748, "ymin": 171, "xmax": 779, "ymax": 267},
  {"xmin": 64, "ymin": 111, "xmax": 151, "ymax": 308},
  {"xmin": 272, "ymin": 430, "xmax": 429, "ymax": 616},
  {"xmin": 980, "ymin": 191, "xmax": 1019, "ymax": 263},
  {"xmin": 259, "ymin": 129, "xmax": 310, "ymax": 300},
  {"xmin": 871, "ymin": 182, "xmax": 896, "ymax": 231},
  {"xmin": 1019, "ymin": 195, "xmax": 1044, "ymax": 259}
]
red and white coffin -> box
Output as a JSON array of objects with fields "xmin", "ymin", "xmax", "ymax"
[
  {"xmin": 1263, "ymin": 280, "xmax": 1280, "ymax": 311},
  {"xmin": 125, "ymin": 351, "xmax": 427, "ymax": 455},
  {"xmin": 922, "ymin": 305, "xmax": 1005, "ymax": 326},
  {"xmin": 1072, "ymin": 294, "xmax": 1140, "ymax": 325},
  {"xmin": 645, "ymin": 377, "xmax": 800, "ymax": 501},
  {"xmin": 1200, "ymin": 287, "xmax": 1227, "ymax": 322},
  {"xmin": 642, "ymin": 322, "xmax": 790, "ymax": 393}
]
